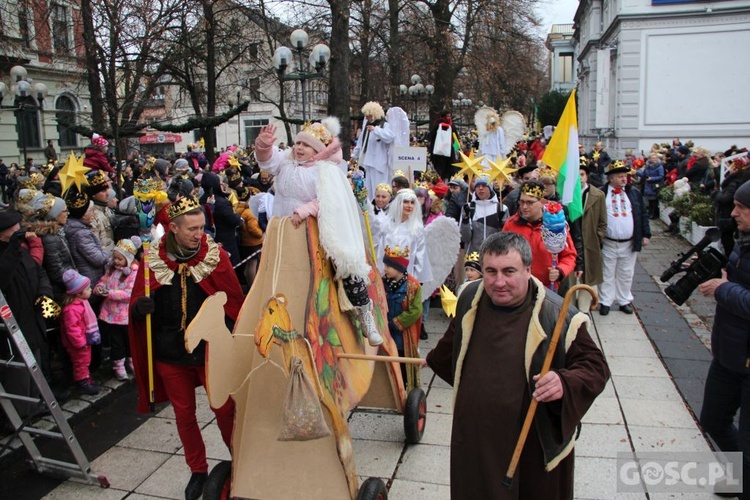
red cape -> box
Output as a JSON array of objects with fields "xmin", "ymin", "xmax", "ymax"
[{"xmin": 128, "ymin": 234, "xmax": 244, "ymax": 413}]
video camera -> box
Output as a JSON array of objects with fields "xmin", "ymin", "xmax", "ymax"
[{"xmin": 660, "ymin": 227, "xmax": 727, "ymax": 305}]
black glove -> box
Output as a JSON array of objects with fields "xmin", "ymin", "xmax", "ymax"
[
  {"xmin": 462, "ymin": 202, "xmax": 475, "ymax": 221},
  {"xmin": 133, "ymin": 296, "xmax": 155, "ymax": 318}
]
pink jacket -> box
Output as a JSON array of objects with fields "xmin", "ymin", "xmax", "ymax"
[
  {"xmin": 97, "ymin": 263, "xmax": 138, "ymax": 325},
  {"xmin": 61, "ymin": 299, "xmax": 89, "ymax": 350}
]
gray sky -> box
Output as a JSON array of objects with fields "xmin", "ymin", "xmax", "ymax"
[{"xmin": 539, "ymin": 0, "xmax": 580, "ymax": 31}]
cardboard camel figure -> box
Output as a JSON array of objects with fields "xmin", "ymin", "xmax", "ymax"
[{"xmin": 185, "ymin": 216, "xmax": 405, "ymax": 499}]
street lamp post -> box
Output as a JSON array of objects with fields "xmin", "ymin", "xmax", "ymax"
[
  {"xmin": 0, "ymin": 65, "xmax": 48, "ymax": 166},
  {"xmin": 451, "ymin": 92, "xmax": 472, "ymax": 135},
  {"xmin": 272, "ymin": 29, "xmax": 330, "ymax": 124},
  {"xmin": 399, "ymin": 74, "xmax": 433, "ymax": 140}
]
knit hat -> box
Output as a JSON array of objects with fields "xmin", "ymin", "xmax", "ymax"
[
  {"xmin": 167, "ymin": 177, "xmax": 194, "ymax": 202},
  {"xmin": 65, "ymin": 189, "xmax": 92, "ymax": 219},
  {"xmin": 113, "ymin": 236, "xmax": 141, "ymax": 268},
  {"xmin": 85, "ymin": 170, "xmax": 110, "ymax": 196},
  {"xmin": 464, "ymin": 252, "xmax": 482, "ymax": 274},
  {"xmin": 383, "ymin": 245, "xmax": 409, "ymax": 274},
  {"xmin": 734, "ymin": 180, "xmax": 750, "ymax": 208},
  {"xmin": 92, "ymin": 133, "xmax": 108, "ymax": 148},
  {"xmin": 63, "ymin": 269, "xmax": 90, "ymax": 295},
  {"xmin": 31, "ymin": 193, "xmax": 66, "ymax": 221},
  {"xmin": 295, "ymin": 117, "xmax": 341, "ymax": 154},
  {"xmin": 174, "ymin": 158, "xmax": 190, "ymax": 171},
  {"xmin": 0, "ymin": 209, "xmax": 22, "ymax": 232},
  {"xmin": 474, "ymin": 174, "xmax": 490, "ymax": 188}
]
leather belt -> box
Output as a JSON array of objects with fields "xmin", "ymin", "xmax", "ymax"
[{"xmin": 606, "ymin": 237, "xmax": 632, "ymax": 243}]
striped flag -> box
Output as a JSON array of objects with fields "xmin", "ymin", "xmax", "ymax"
[
  {"xmin": 452, "ymin": 132, "xmax": 461, "ymax": 154},
  {"xmin": 541, "ymin": 90, "xmax": 583, "ymax": 222}
]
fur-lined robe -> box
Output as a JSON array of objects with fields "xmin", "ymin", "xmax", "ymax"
[{"xmin": 426, "ymin": 277, "xmax": 609, "ymax": 499}]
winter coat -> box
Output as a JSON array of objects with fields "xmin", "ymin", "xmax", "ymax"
[
  {"xmin": 27, "ymin": 220, "xmax": 76, "ymax": 301},
  {"xmin": 61, "ymin": 299, "xmax": 90, "ymax": 350},
  {"xmin": 83, "ymin": 146, "xmax": 114, "ymax": 174},
  {"xmin": 200, "ymin": 173, "xmax": 243, "ymax": 264},
  {"xmin": 636, "ymin": 161, "xmax": 665, "ymax": 199},
  {"xmin": 684, "ymin": 156, "xmax": 709, "ymax": 185},
  {"xmin": 460, "ymin": 191, "xmax": 507, "ymax": 254},
  {"xmin": 711, "ymin": 240, "xmax": 750, "ymax": 374},
  {"xmin": 502, "ymin": 214, "xmax": 578, "ymax": 288},
  {"xmin": 97, "ymin": 263, "xmax": 138, "ymax": 325},
  {"xmin": 65, "ymin": 217, "xmax": 110, "ymax": 286},
  {"xmin": 444, "ymin": 186, "xmax": 468, "ymax": 222},
  {"xmin": 238, "ymin": 204, "xmax": 264, "ymax": 248},
  {"xmin": 713, "ymin": 170, "xmax": 750, "ymax": 230},
  {"xmin": 90, "ymin": 202, "xmax": 115, "ymax": 251}
]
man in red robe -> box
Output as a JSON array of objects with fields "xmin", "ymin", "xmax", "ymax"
[
  {"xmin": 129, "ymin": 196, "xmax": 243, "ymax": 500},
  {"xmin": 426, "ymin": 231, "xmax": 609, "ymax": 499}
]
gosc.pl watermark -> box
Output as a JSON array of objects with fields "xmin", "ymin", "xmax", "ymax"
[{"xmin": 617, "ymin": 452, "xmax": 743, "ymax": 494}]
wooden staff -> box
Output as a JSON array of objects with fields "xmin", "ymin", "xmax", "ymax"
[
  {"xmin": 502, "ymin": 283, "xmax": 598, "ymax": 488},
  {"xmin": 142, "ymin": 239, "xmax": 156, "ymax": 413},
  {"xmin": 336, "ymin": 352, "xmax": 424, "ymax": 365}
]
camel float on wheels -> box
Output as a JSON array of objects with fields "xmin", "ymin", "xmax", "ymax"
[{"xmin": 185, "ymin": 217, "xmax": 426, "ymax": 500}]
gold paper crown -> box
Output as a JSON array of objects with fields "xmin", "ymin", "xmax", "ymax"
[
  {"xmin": 610, "ymin": 160, "xmax": 625, "ymax": 169},
  {"xmin": 227, "ymin": 168, "xmax": 241, "ymax": 182},
  {"xmin": 167, "ymin": 196, "xmax": 201, "ymax": 220},
  {"xmin": 465, "ymin": 252, "xmax": 480, "ymax": 263},
  {"xmin": 17, "ymin": 188, "xmax": 39, "ymax": 205},
  {"xmin": 35, "ymin": 194, "xmax": 56, "ymax": 219},
  {"xmin": 301, "ymin": 121, "xmax": 334, "ymax": 146},
  {"xmin": 116, "ymin": 238, "xmax": 138, "ymax": 257},
  {"xmin": 450, "ymin": 172, "xmax": 464, "ymax": 182},
  {"xmin": 133, "ymin": 177, "xmax": 165, "ymax": 202},
  {"xmin": 375, "ymin": 183, "xmax": 392, "ymax": 194},
  {"xmin": 422, "ymin": 170, "xmax": 440, "ymax": 183},
  {"xmin": 392, "ymin": 169, "xmax": 407, "ymax": 179},
  {"xmin": 520, "ymin": 182, "xmax": 545, "ymax": 199},
  {"xmin": 538, "ymin": 165, "xmax": 558, "ymax": 181},
  {"xmin": 142, "ymin": 156, "xmax": 157, "ymax": 172},
  {"xmin": 384, "ymin": 245, "xmax": 410, "ymax": 259}
]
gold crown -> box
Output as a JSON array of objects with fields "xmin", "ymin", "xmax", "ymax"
[
  {"xmin": 133, "ymin": 177, "xmax": 165, "ymax": 202},
  {"xmin": 167, "ymin": 196, "xmax": 201, "ymax": 220},
  {"xmin": 301, "ymin": 121, "xmax": 334, "ymax": 146},
  {"xmin": 142, "ymin": 156, "xmax": 157, "ymax": 172},
  {"xmin": 422, "ymin": 170, "xmax": 440, "ymax": 183},
  {"xmin": 35, "ymin": 295, "xmax": 61, "ymax": 320},
  {"xmin": 227, "ymin": 168, "xmax": 241, "ymax": 182},
  {"xmin": 384, "ymin": 245, "xmax": 410, "ymax": 259},
  {"xmin": 392, "ymin": 169, "xmax": 406, "ymax": 179},
  {"xmin": 465, "ymin": 251, "xmax": 480, "ymax": 263},
  {"xmin": 375, "ymin": 183, "xmax": 392, "ymax": 194},
  {"xmin": 520, "ymin": 182, "xmax": 545, "ymax": 199},
  {"xmin": 116, "ymin": 238, "xmax": 138, "ymax": 257},
  {"xmin": 17, "ymin": 188, "xmax": 39, "ymax": 205}
]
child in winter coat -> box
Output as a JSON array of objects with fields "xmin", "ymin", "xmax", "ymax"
[
  {"xmin": 95, "ymin": 237, "xmax": 140, "ymax": 380},
  {"xmin": 61, "ymin": 269, "xmax": 101, "ymax": 394},
  {"xmin": 456, "ymin": 252, "xmax": 483, "ymax": 297}
]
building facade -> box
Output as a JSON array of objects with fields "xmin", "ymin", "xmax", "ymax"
[
  {"xmin": 0, "ymin": 0, "xmax": 91, "ymax": 166},
  {"xmin": 546, "ymin": 24, "xmax": 577, "ymax": 92},
  {"xmin": 573, "ymin": 0, "xmax": 750, "ymax": 156}
]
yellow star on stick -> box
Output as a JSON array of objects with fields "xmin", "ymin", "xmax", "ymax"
[
  {"xmin": 440, "ymin": 285, "xmax": 457, "ymax": 318},
  {"xmin": 58, "ymin": 152, "xmax": 90, "ymax": 195},
  {"xmin": 486, "ymin": 157, "xmax": 517, "ymax": 186},
  {"xmin": 452, "ymin": 150, "xmax": 485, "ymax": 183}
]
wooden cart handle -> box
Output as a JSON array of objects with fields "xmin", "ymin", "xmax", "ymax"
[{"xmin": 336, "ymin": 352, "xmax": 425, "ymax": 365}]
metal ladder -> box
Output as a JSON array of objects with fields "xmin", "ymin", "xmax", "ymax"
[{"xmin": 0, "ymin": 289, "xmax": 109, "ymax": 487}]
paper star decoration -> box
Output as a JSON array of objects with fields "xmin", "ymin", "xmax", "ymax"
[
  {"xmin": 440, "ymin": 285, "xmax": 457, "ymax": 318},
  {"xmin": 58, "ymin": 152, "xmax": 90, "ymax": 195},
  {"xmin": 486, "ymin": 157, "xmax": 517, "ymax": 186},
  {"xmin": 452, "ymin": 150, "xmax": 485, "ymax": 182}
]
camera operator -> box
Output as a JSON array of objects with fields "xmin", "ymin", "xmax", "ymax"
[{"xmin": 698, "ymin": 180, "xmax": 750, "ymax": 497}]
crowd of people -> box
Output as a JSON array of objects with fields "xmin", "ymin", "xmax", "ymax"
[{"xmin": 1, "ymin": 109, "xmax": 750, "ymax": 498}]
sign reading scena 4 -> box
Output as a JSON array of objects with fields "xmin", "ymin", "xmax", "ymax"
[{"xmin": 393, "ymin": 146, "xmax": 427, "ymax": 179}]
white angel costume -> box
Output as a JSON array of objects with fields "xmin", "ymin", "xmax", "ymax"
[{"xmin": 353, "ymin": 120, "xmax": 395, "ymax": 200}]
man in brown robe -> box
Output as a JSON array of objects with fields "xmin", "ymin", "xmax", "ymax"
[{"xmin": 426, "ymin": 231, "xmax": 610, "ymax": 499}]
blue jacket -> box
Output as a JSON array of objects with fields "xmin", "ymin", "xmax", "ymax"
[
  {"xmin": 712, "ymin": 240, "xmax": 750, "ymax": 373},
  {"xmin": 637, "ymin": 162, "xmax": 665, "ymax": 198}
]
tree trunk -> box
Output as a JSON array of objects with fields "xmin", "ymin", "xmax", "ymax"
[
  {"xmin": 387, "ymin": 0, "xmax": 401, "ymax": 104},
  {"xmin": 359, "ymin": 0, "xmax": 372, "ymax": 106},
  {"xmin": 327, "ymin": 0, "xmax": 351, "ymax": 160},
  {"xmin": 428, "ymin": 0, "xmax": 456, "ymax": 125},
  {"xmin": 203, "ymin": 0, "xmax": 217, "ymax": 164},
  {"xmin": 79, "ymin": 0, "xmax": 105, "ymax": 131}
]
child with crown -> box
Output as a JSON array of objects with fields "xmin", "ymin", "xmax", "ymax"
[
  {"xmin": 382, "ymin": 245, "xmax": 423, "ymax": 389},
  {"xmin": 254, "ymin": 119, "xmax": 384, "ymax": 346}
]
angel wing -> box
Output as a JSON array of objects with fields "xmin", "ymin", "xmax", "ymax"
[
  {"xmin": 474, "ymin": 106, "xmax": 494, "ymax": 139},
  {"xmin": 248, "ymin": 193, "xmax": 264, "ymax": 219},
  {"xmin": 421, "ymin": 215, "xmax": 461, "ymax": 297},
  {"xmin": 386, "ymin": 106, "xmax": 410, "ymax": 147},
  {"xmin": 500, "ymin": 110, "xmax": 527, "ymax": 150}
]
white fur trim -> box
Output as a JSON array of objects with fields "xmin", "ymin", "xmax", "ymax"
[
  {"xmin": 452, "ymin": 281, "xmax": 485, "ymax": 408},
  {"xmin": 316, "ymin": 162, "xmax": 370, "ymax": 281},
  {"xmin": 321, "ymin": 116, "xmax": 341, "ymax": 138}
]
